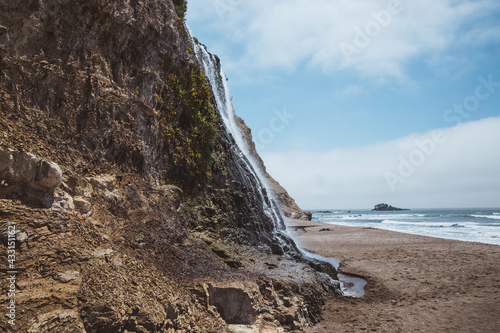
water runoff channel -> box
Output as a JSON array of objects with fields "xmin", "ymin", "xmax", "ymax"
[
  {"xmin": 285, "ymin": 225, "xmax": 367, "ymax": 298},
  {"xmin": 301, "ymin": 247, "xmax": 367, "ymax": 298}
]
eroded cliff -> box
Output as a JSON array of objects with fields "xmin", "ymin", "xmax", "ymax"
[
  {"xmin": 0, "ymin": 1, "xmax": 336, "ymax": 332},
  {"xmin": 235, "ymin": 116, "xmax": 312, "ymax": 221}
]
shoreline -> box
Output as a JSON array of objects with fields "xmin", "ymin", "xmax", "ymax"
[
  {"xmin": 305, "ymin": 208, "xmax": 500, "ymax": 246},
  {"xmin": 285, "ymin": 218, "xmax": 500, "ymax": 248},
  {"xmin": 285, "ymin": 218, "xmax": 500, "ymax": 332}
]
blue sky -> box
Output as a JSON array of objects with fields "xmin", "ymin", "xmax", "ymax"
[{"xmin": 187, "ymin": 0, "xmax": 500, "ymax": 209}]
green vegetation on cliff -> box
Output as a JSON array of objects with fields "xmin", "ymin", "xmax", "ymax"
[{"xmin": 156, "ymin": 66, "xmax": 219, "ymax": 189}]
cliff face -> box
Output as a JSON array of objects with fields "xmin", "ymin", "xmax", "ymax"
[
  {"xmin": 0, "ymin": 1, "xmax": 335, "ymax": 332},
  {"xmin": 235, "ymin": 116, "xmax": 312, "ymax": 221}
]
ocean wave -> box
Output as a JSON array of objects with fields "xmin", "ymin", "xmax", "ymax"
[
  {"xmin": 322, "ymin": 216, "xmax": 385, "ymax": 224},
  {"xmin": 471, "ymin": 215, "xmax": 500, "ymax": 220},
  {"xmin": 380, "ymin": 220, "xmax": 411, "ymax": 225},
  {"xmin": 475, "ymin": 224, "xmax": 500, "ymax": 229},
  {"xmin": 381, "ymin": 220, "xmax": 467, "ymax": 228},
  {"xmin": 341, "ymin": 214, "xmax": 418, "ymax": 220}
]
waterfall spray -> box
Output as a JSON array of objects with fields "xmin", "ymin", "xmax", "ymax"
[{"xmin": 193, "ymin": 42, "xmax": 285, "ymax": 232}]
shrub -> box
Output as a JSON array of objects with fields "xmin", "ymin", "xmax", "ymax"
[{"xmin": 173, "ymin": 0, "xmax": 188, "ymax": 20}]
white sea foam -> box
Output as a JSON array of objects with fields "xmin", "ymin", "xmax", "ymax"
[
  {"xmin": 472, "ymin": 214, "xmax": 500, "ymax": 220},
  {"xmin": 380, "ymin": 219, "xmax": 409, "ymax": 225},
  {"xmin": 381, "ymin": 220, "xmax": 469, "ymax": 228},
  {"xmin": 340, "ymin": 213, "xmax": 418, "ymax": 221}
]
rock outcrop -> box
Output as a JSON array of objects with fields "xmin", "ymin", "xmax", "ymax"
[
  {"xmin": 0, "ymin": 147, "xmax": 62, "ymax": 207},
  {"xmin": 372, "ymin": 203, "xmax": 410, "ymax": 211},
  {"xmin": 235, "ymin": 116, "xmax": 312, "ymax": 221},
  {"xmin": 0, "ymin": 0, "xmax": 337, "ymax": 332}
]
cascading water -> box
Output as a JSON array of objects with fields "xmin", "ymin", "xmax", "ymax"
[
  {"xmin": 193, "ymin": 43, "xmax": 285, "ymax": 233},
  {"xmin": 191, "ymin": 40, "xmax": 349, "ymax": 296}
]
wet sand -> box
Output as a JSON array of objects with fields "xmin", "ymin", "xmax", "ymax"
[{"xmin": 286, "ymin": 219, "xmax": 500, "ymax": 332}]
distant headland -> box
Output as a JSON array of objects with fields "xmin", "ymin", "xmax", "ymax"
[{"xmin": 372, "ymin": 203, "xmax": 410, "ymax": 211}]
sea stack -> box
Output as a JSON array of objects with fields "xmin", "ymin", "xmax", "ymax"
[{"xmin": 372, "ymin": 203, "xmax": 410, "ymax": 211}]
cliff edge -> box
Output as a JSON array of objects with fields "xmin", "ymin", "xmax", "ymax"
[{"xmin": 235, "ymin": 116, "xmax": 312, "ymax": 221}]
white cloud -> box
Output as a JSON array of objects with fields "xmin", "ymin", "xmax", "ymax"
[
  {"xmin": 188, "ymin": 0, "xmax": 500, "ymax": 79},
  {"xmin": 261, "ymin": 117, "xmax": 500, "ymax": 209}
]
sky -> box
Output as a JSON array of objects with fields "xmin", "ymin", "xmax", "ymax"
[{"xmin": 186, "ymin": 0, "xmax": 500, "ymax": 209}]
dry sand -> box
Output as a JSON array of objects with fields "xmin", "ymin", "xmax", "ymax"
[{"xmin": 285, "ymin": 219, "xmax": 500, "ymax": 333}]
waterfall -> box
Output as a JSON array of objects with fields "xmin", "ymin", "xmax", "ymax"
[
  {"xmin": 193, "ymin": 43, "xmax": 285, "ymax": 233},
  {"xmin": 191, "ymin": 40, "xmax": 344, "ymax": 294}
]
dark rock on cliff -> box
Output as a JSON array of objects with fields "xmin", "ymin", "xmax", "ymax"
[
  {"xmin": 372, "ymin": 203, "xmax": 410, "ymax": 211},
  {"xmin": 0, "ymin": 0, "xmax": 336, "ymax": 332}
]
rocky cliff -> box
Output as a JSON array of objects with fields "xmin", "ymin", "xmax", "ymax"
[
  {"xmin": 0, "ymin": 0, "xmax": 337, "ymax": 332},
  {"xmin": 235, "ymin": 116, "xmax": 312, "ymax": 221}
]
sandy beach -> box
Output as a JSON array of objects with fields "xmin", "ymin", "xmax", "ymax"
[{"xmin": 286, "ymin": 219, "xmax": 500, "ymax": 332}]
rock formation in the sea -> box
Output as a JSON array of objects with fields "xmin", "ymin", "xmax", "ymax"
[
  {"xmin": 0, "ymin": 1, "xmax": 337, "ymax": 332},
  {"xmin": 235, "ymin": 116, "xmax": 312, "ymax": 221},
  {"xmin": 373, "ymin": 203, "xmax": 410, "ymax": 211}
]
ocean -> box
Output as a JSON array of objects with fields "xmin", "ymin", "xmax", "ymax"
[{"xmin": 311, "ymin": 208, "xmax": 500, "ymax": 246}]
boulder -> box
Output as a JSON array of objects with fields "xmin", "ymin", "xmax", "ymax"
[
  {"xmin": 88, "ymin": 175, "xmax": 119, "ymax": 201},
  {"xmin": 16, "ymin": 231, "xmax": 29, "ymax": 243},
  {"xmin": 73, "ymin": 196, "xmax": 92, "ymax": 214},
  {"xmin": 158, "ymin": 185, "xmax": 183, "ymax": 210},
  {"xmin": 66, "ymin": 176, "xmax": 93, "ymax": 199},
  {"xmin": 57, "ymin": 270, "xmax": 81, "ymax": 283},
  {"xmin": 54, "ymin": 189, "xmax": 75, "ymax": 211},
  {"xmin": 302, "ymin": 211, "xmax": 313, "ymax": 221},
  {"xmin": 0, "ymin": 147, "xmax": 63, "ymax": 207}
]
